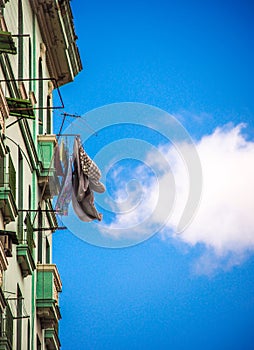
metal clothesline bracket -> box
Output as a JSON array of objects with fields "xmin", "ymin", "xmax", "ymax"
[
  {"xmin": 61, "ymin": 112, "xmax": 81, "ymax": 118},
  {"xmin": 0, "ymin": 77, "xmax": 65, "ymax": 110},
  {"xmin": 18, "ymin": 209, "xmax": 60, "ymax": 213},
  {"xmin": 12, "ymin": 34, "xmax": 31, "ymax": 38},
  {"xmin": 29, "ymin": 226, "xmax": 67, "ymax": 232},
  {"xmin": 57, "ymin": 111, "xmax": 81, "ymax": 140},
  {"xmin": 56, "ymin": 133, "xmax": 80, "ymax": 137},
  {"xmin": 6, "ymin": 116, "xmax": 26, "ymax": 129}
]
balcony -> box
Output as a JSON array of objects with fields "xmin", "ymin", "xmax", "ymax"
[
  {"xmin": 44, "ymin": 328, "xmax": 61, "ymax": 350},
  {"xmin": 0, "ymin": 304, "xmax": 13, "ymax": 350},
  {"xmin": 36, "ymin": 264, "xmax": 62, "ymax": 329},
  {"xmin": 17, "ymin": 214, "xmax": 36, "ymax": 277},
  {"xmin": 0, "ymin": 230, "xmax": 18, "ymax": 258},
  {"xmin": 37, "ymin": 134, "xmax": 59, "ymax": 199},
  {"xmin": 0, "ymin": 152, "xmax": 18, "ymax": 224}
]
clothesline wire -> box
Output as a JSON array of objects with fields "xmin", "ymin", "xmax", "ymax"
[
  {"xmin": 78, "ymin": 117, "xmax": 98, "ymax": 136},
  {"xmin": 57, "ymin": 112, "xmax": 98, "ymax": 139},
  {"xmin": 57, "ymin": 113, "xmax": 67, "ymax": 142}
]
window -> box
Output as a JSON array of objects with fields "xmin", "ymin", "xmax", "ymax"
[
  {"xmin": 0, "ymin": 310, "xmax": 3, "ymax": 338},
  {"xmin": 46, "ymin": 237, "xmax": 50, "ymax": 264},
  {"xmin": 37, "ymin": 335, "xmax": 41, "ymax": 350},
  {"xmin": 28, "ymin": 185, "xmax": 31, "ymax": 212},
  {"xmin": 17, "ymin": 285, "xmax": 22, "ymax": 350},
  {"xmin": 46, "ymin": 95, "xmax": 51, "ymax": 134},
  {"xmin": 18, "ymin": 146, "xmax": 23, "ymax": 239},
  {"xmin": 37, "ymin": 208, "xmax": 42, "ymax": 263},
  {"xmin": 28, "ymin": 38, "xmax": 32, "ymax": 91},
  {"xmin": 18, "ymin": 0, "xmax": 23, "ymax": 79},
  {"xmin": 38, "ymin": 58, "xmax": 43, "ymax": 134},
  {"xmin": 27, "ymin": 319, "xmax": 30, "ymax": 350},
  {"xmin": 5, "ymin": 303, "xmax": 13, "ymax": 347}
]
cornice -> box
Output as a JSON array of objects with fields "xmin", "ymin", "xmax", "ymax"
[{"xmin": 29, "ymin": 0, "xmax": 82, "ymax": 87}]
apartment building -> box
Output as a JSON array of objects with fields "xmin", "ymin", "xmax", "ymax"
[{"xmin": 0, "ymin": 0, "xmax": 82, "ymax": 349}]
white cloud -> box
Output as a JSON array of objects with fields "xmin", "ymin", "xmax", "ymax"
[
  {"xmin": 162, "ymin": 123, "xmax": 254, "ymax": 272},
  {"xmin": 99, "ymin": 123, "xmax": 254, "ymax": 271},
  {"xmin": 178, "ymin": 124, "xmax": 254, "ymax": 252}
]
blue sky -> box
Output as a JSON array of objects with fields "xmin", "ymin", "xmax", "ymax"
[{"xmin": 53, "ymin": 1, "xmax": 254, "ymax": 349}]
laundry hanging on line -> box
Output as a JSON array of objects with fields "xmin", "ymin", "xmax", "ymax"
[{"xmin": 55, "ymin": 136, "xmax": 105, "ymax": 221}]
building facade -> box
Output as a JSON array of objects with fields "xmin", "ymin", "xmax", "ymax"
[{"xmin": 0, "ymin": 0, "xmax": 82, "ymax": 349}]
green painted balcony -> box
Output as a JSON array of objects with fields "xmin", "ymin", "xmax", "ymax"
[
  {"xmin": 37, "ymin": 135, "xmax": 59, "ymax": 199},
  {"xmin": 17, "ymin": 214, "xmax": 36, "ymax": 277},
  {"xmin": 0, "ymin": 151, "xmax": 18, "ymax": 224},
  {"xmin": 36, "ymin": 264, "xmax": 62, "ymax": 329},
  {"xmin": 44, "ymin": 328, "xmax": 61, "ymax": 350}
]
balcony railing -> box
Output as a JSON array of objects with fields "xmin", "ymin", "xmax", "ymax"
[
  {"xmin": 0, "ymin": 303, "xmax": 13, "ymax": 349},
  {"xmin": 17, "ymin": 214, "xmax": 36, "ymax": 277},
  {"xmin": 37, "ymin": 134, "xmax": 59, "ymax": 199},
  {"xmin": 44, "ymin": 328, "xmax": 61, "ymax": 350}
]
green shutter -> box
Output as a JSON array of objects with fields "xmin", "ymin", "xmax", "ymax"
[
  {"xmin": 6, "ymin": 97, "xmax": 35, "ymax": 119},
  {"xmin": 0, "ymin": 30, "xmax": 17, "ymax": 54}
]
